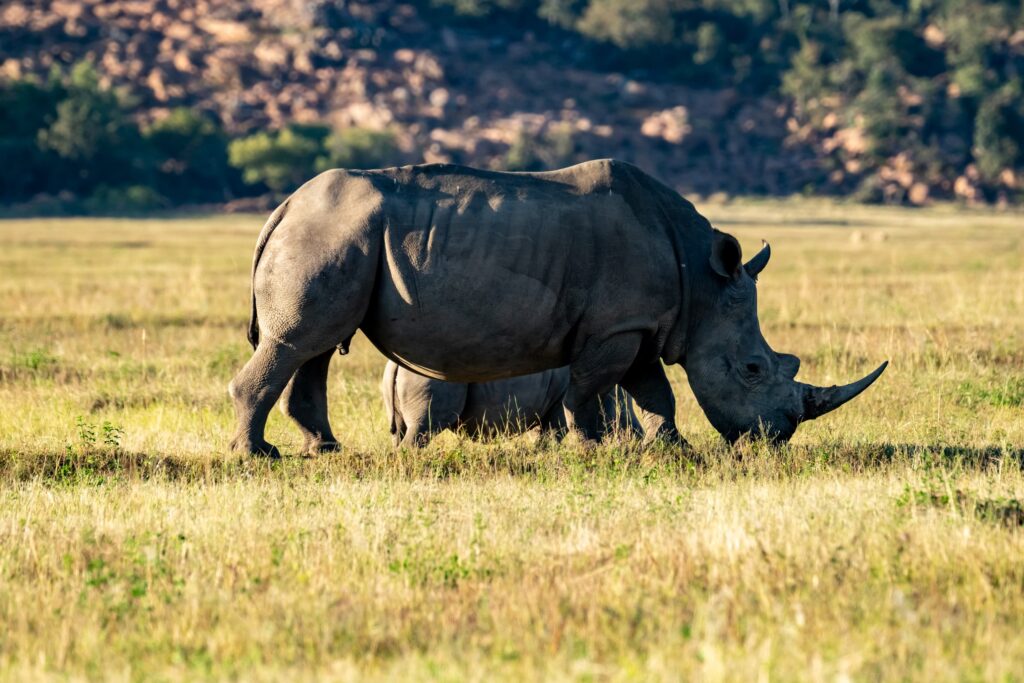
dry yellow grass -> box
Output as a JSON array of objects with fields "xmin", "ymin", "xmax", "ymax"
[{"xmin": 0, "ymin": 199, "xmax": 1022, "ymax": 680}]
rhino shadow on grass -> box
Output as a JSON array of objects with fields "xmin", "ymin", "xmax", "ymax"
[
  {"xmin": 227, "ymin": 159, "xmax": 887, "ymax": 457},
  {"xmin": 4, "ymin": 445, "xmax": 1021, "ymax": 483}
]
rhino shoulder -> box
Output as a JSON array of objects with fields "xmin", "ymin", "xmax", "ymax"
[{"xmin": 555, "ymin": 159, "xmax": 691, "ymax": 214}]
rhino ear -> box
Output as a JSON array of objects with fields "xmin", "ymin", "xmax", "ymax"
[
  {"xmin": 709, "ymin": 230, "xmax": 743, "ymax": 280},
  {"xmin": 744, "ymin": 241, "xmax": 771, "ymax": 280}
]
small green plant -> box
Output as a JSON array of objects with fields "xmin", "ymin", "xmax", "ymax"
[
  {"xmin": 66, "ymin": 416, "xmax": 125, "ymax": 456},
  {"xmin": 75, "ymin": 415, "xmax": 97, "ymax": 450},
  {"xmin": 101, "ymin": 421, "xmax": 124, "ymax": 449},
  {"xmin": 12, "ymin": 348, "xmax": 57, "ymax": 371},
  {"xmin": 896, "ymin": 482, "xmax": 1024, "ymax": 527}
]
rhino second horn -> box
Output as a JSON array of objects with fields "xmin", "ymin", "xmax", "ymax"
[
  {"xmin": 800, "ymin": 361, "xmax": 888, "ymax": 421},
  {"xmin": 744, "ymin": 241, "xmax": 771, "ymax": 279}
]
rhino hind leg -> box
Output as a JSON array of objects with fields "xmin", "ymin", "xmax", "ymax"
[
  {"xmin": 281, "ymin": 349, "xmax": 341, "ymax": 454},
  {"xmin": 232, "ymin": 202, "xmax": 381, "ymax": 456},
  {"xmin": 397, "ymin": 380, "xmax": 467, "ymax": 449},
  {"xmin": 400, "ymin": 412, "xmax": 459, "ymax": 448},
  {"xmin": 400, "ymin": 401, "xmax": 464, "ymax": 448},
  {"xmin": 228, "ymin": 340, "xmax": 308, "ymax": 457},
  {"xmin": 391, "ymin": 416, "xmax": 406, "ymax": 448}
]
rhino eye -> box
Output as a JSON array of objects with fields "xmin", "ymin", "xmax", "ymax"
[{"xmin": 745, "ymin": 363, "xmax": 762, "ymax": 375}]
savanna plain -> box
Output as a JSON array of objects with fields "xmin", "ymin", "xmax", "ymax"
[{"xmin": 0, "ymin": 200, "xmax": 1022, "ymax": 681}]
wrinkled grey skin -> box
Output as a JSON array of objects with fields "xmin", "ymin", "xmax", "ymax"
[
  {"xmin": 382, "ymin": 361, "xmax": 641, "ymax": 447},
  {"xmin": 228, "ymin": 159, "xmax": 886, "ymax": 456}
]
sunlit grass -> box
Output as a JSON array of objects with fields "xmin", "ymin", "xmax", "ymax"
[{"xmin": 0, "ymin": 200, "xmax": 1022, "ymax": 680}]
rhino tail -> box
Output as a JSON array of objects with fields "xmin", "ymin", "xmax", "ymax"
[
  {"xmin": 381, "ymin": 360, "xmax": 400, "ymax": 438},
  {"xmin": 246, "ymin": 198, "xmax": 290, "ymax": 350}
]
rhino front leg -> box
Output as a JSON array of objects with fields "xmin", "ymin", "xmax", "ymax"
[
  {"xmin": 564, "ymin": 333, "xmax": 642, "ymax": 443},
  {"xmin": 620, "ymin": 360, "xmax": 686, "ymax": 447},
  {"xmin": 597, "ymin": 386, "xmax": 642, "ymax": 440},
  {"xmin": 539, "ymin": 402, "xmax": 568, "ymax": 439},
  {"xmin": 228, "ymin": 341, "xmax": 307, "ymax": 457},
  {"xmin": 401, "ymin": 409, "xmax": 460, "ymax": 448},
  {"xmin": 280, "ymin": 349, "xmax": 340, "ymax": 454}
]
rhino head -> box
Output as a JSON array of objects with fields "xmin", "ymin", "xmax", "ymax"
[{"xmin": 683, "ymin": 230, "xmax": 887, "ymax": 444}]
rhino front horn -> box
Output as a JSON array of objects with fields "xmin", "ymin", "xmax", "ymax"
[{"xmin": 800, "ymin": 361, "xmax": 889, "ymax": 421}]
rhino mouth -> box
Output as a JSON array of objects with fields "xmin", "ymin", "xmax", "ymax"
[{"xmin": 723, "ymin": 417, "xmax": 798, "ymax": 445}]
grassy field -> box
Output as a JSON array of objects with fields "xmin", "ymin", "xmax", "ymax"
[{"xmin": 0, "ymin": 200, "xmax": 1022, "ymax": 680}]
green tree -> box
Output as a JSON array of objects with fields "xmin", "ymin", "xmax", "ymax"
[
  {"xmin": 974, "ymin": 81, "xmax": 1024, "ymax": 183},
  {"xmin": 36, "ymin": 61, "xmax": 146, "ymax": 194},
  {"xmin": 577, "ymin": 0, "xmax": 674, "ymax": 50},
  {"xmin": 145, "ymin": 108, "xmax": 235, "ymax": 203},
  {"xmin": 228, "ymin": 124, "xmax": 330, "ymax": 194},
  {"xmin": 316, "ymin": 128, "xmax": 399, "ymax": 171},
  {"xmin": 0, "ymin": 76, "xmax": 62, "ymax": 200}
]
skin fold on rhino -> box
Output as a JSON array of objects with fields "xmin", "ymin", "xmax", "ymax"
[
  {"xmin": 228, "ymin": 159, "xmax": 887, "ymax": 457},
  {"xmin": 381, "ymin": 360, "xmax": 641, "ymax": 448}
]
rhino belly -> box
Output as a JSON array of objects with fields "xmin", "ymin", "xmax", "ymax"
[
  {"xmin": 459, "ymin": 369, "xmax": 568, "ymax": 431},
  {"xmin": 362, "ymin": 264, "xmax": 574, "ymax": 382}
]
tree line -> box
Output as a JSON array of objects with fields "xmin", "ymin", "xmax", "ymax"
[{"xmin": 0, "ymin": 62, "xmax": 398, "ymax": 212}]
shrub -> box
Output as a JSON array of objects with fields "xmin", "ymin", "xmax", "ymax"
[
  {"xmin": 503, "ymin": 131, "xmax": 543, "ymax": 172},
  {"xmin": 430, "ymin": 0, "xmax": 537, "ymax": 19},
  {"xmin": 316, "ymin": 128, "xmax": 399, "ymax": 171},
  {"xmin": 228, "ymin": 124, "xmax": 330, "ymax": 194},
  {"xmin": 502, "ymin": 125, "xmax": 577, "ymax": 172},
  {"xmin": 538, "ymin": 0, "xmax": 582, "ymax": 28},
  {"xmin": 576, "ymin": 0, "xmax": 674, "ymax": 51},
  {"xmin": 84, "ymin": 185, "xmax": 168, "ymax": 214}
]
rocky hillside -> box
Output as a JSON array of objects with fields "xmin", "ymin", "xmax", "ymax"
[
  {"xmin": 1, "ymin": 0, "xmax": 829, "ymax": 197},
  {"xmin": 1, "ymin": 0, "xmax": 1011, "ymax": 202}
]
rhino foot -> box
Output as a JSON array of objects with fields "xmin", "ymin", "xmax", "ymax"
[
  {"xmin": 644, "ymin": 430, "xmax": 689, "ymax": 450},
  {"xmin": 562, "ymin": 430, "xmax": 600, "ymax": 451},
  {"xmin": 305, "ymin": 438, "xmax": 342, "ymax": 454},
  {"xmin": 229, "ymin": 435, "xmax": 282, "ymax": 459}
]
